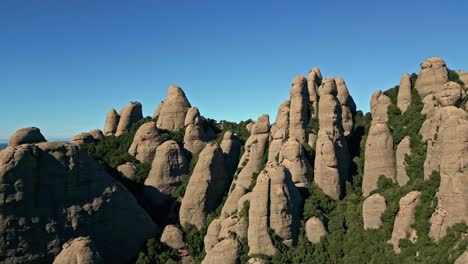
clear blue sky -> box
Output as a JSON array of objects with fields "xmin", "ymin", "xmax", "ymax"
[{"xmin": 1, "ymin": 0, "xmax": 467, "ymax": 140}]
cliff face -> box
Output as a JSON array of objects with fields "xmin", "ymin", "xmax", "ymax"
[{"xmin": 1, "ymin": 57, "xmax": 467, "ymax": 263}]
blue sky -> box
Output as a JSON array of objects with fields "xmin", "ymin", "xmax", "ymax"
[{"xmin": 1, "ymin": 0, "xmax": 467, "ymax": 140}]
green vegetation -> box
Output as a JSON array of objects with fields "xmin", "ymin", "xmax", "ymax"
[
  {"xmin": 136, "ymin": 238, "xmax": 178, "ymax": 264},
  {"xmin": 448, "ymin": 70, "xmax": 465, "ymax": 86},
  {"xmin": 217, "ymin": 119, "xmax": 252, "ymax": 144}
]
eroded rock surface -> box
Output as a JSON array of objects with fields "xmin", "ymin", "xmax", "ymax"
[
  {"xmin": 8, "ymin": 127, "xmax": 46, "ymax": 147},
  {"xmin": 389, "ymin": 191, "xmax": 421, "ymax": 253},
  {"xmin": 363, "ymin": 194, "xmax": 386, "ymax": 229},
  {"xmin": 155, "ymin": 85, "xmax": 191, "ymax": 131}
]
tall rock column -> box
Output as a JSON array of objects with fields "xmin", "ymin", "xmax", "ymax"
[
  {"xmin": 268, "ymin": 100, "xmax": 290, "ymax": 163},
  {"xmin": 128, "ymin": 121, "xmax": 161, "ymax": 163},
  {"xmin": 397, "ymin": 73, "xmax": 412, "ymax": 113},
  {"xmin": 362, "ymin": 91, "xmax": 395, "ymax": 197},
  {"xmin": 314, "ymin": 78, "xmax": 350, "ymax": 200},
  {"xmin": 103, "ymin": 109, "xmax": 120, "ymax": 136},
  {"xmin": 289, "ymin": 76, "xmax": 309, "ymax": 144},
  {"xmin": 389, "ymin": 191, "xmax": 421, "ymax": 253},
  {"xmin": 307, "ymin": 67, "xmax": 322, "ymax": 118},
  {"xmin": 115, "ymin": 102, "xmax": 143, "ymax": 136},
  {"xmin": 335, "ymin": 77, "xmax": 356, "ymax": 136}
]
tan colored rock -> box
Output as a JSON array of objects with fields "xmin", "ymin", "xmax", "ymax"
[
  {"xmin": 70, "ymin": 133, "xmax": 95, "ymax": 145},
  {"xmin": 305, "ymin": 217, "xmax": 327, "ymax": 244},
  {"xmin": 0, "ymin": 142, "xmax": 157, "ymax": 263},
  {"xmin": 246, "ymin": 122, "xmax": 253, "ymax": 133},
  {"xmin": 389, "ymin": 191, "xmax": 421, "ymax": 253},
  {"xmin": 8, "ymin": 127, "xmax": 46, "ymax": 147},
  {"xmin": 370, "ymin": 91, "xmax": 392, "ymax": 122},
  {"xmin": 247, "ymin": 258, "xmax": 268, "ymax": 264},
  {"xmin": 156, "ymin": 85, "xmax": 191, "ymax": 131},
  {"xmin": 251, "ymin": 114, "xmax": 270, "ymax": 135},
  {"xmin": 204, "ymin": 219, "xmax": 222, "ymax": 253},
  {"xmin": 184, "ymin": 108, "xmax": 216, "ymax": 154},
  {"xmin": 269, "ymin": 163, "xmax": 301, "ymax": 247},
  {"xmin": 144, "ymin": 140, "xmax": 189, "ymax": 199},
  {"xmin": 363, "ymin": 194, "xmax": 386, "ymax": 229},
  {"xmin": 434, "ymin": 81, "xmax": 464, "ymax": 107},
  {"xmin": 397, "ymin": 73, "xmax": 412, "ymax": 113},
  {"xmin": 427, "ymin": 107, "xmax": 468, "ymax": 240},
  {"xmin": 289, "ymin": 76, "xmax": 309, "ymax": 143},
  {"xmin": 52, "ymin": 237, "xmax": 103, "ymax": 264},
  {"xmin": 128, "ymin": 121, "xmax": 161, "ymax": 163},
  {"xmin": 456, "ymin": 71, "xmax": 468, "ymax": 86},
  {"xmin": 279, "ymin": 139, "xmax": 313, "ymax": 188},
  {"xmin": 103, "ymin": 109, "xmax": 120, "ymax": 136},
  {"xmin": 314, "ymin": 91, "xmax": 350, "ymax": 200},
  {"xmin": 455, "ymin": 250, "xmax": 468, "ymax": 264},
  {"xmin": 396, "ymin": 137, "xmax": 411, "ymax": 186},
  {"xmin": 201, "ymin": 238, "xmax": 241, "ymax": 264},
  {"xmin": 152, "ymin": 101, "xmax": 164, "ymax": 120},
  {"xmin": 415, "ymin": 57, "xmax": 448, "ymax": 97},
  {"xmin": 307, "ymin": 67, "xmax": 322, "ymax": 118},
  {"xmin": 335, "ymin": 77, "xmax": 356, "ymax": 136},
  {"xmin": 248, "ymin": 168, "xmax": 278, "ymax": 256},
  {"xmin": 89, "ymin": 129, "xmax": 104, "ymax": 140},
  {"xmin": 220, "ymin": 131, "xmax": 241, "ymax": 174},
  {"xmin": 161, "ymin": 225, "xmax": 186, "ymax": 250},
  {"xmin": 269, "ymin": 100, "xmax": 290, "ymax": 163},
  {"xmin": 421, "ymin": 95, "xmax": 439, "ymax": 119},
  {"xmin": 179, "ymin": 143, "xmax": 231, "ymax": 229},
  {"xmin": 116, "ymin": 162, "xmax": 137, "ymax": 179},
  {"xmin": 318, "ymin": 78, "xmax": 337, "ymax": 96},
  {"xmin": 362, "ymin": 121, "xmax": 395, "ymax": 196},
  {"xmin": 115, "ymin": 102, "xmax": 143, "ymax": 136},
  {"xmin": 308, "ymin": 133, "xmax": 317, "ymax": 150}
]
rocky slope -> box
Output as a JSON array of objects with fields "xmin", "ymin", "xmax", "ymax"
[{"xmin": 1, "ymin": 58, "xmax": 467, "ymax": 264}]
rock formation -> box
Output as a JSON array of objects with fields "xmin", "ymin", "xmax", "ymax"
[
  {"xmin": 434, "ymin": 81, "xmax": 464, "ymax": 107},
  {"xmin": 52, "ymin": 237, "xmax": 103, "ymax": 264},
  {"xmin": 144, "ymin": 140, "xmax": 189, "ymax": 203},
  {"xmin": 268, "ymin": 100, "xmax": 290, "ymax": 163},
  {"xmin": 279, "ymin": 138, "xmax": 313, "ymax": 188},
  {"xmin": 70, "ymin": 132, "xmax": 95, "ymax": 145},
  {"xmin": 128, "ymin": 121, "xmax": 161, "ymax": 163},
  {"xmin": 179, "ymin": 143, "xmax": 231, "ymax": 229},
  {"xmin": 305, "ymin": 217, "xmax": 327, "ymax": 244},
  {"xmin": 103, "ymin": 109, "xmax": 120, "ymax": 136},
  {"xmin": 314, "ymin": 78, "xmax": 350, "ymax": 200},
  {"xmin": 116, "ymin": 162, "xmax": 137, "ymax": 179},
  {"xmin": 397, "ymin": 73, "xmax": 412, "ymax": 113},
  {"xmin": 455, "ymin": 250, "xmax": 468, "ymax": 264},
  {"xmin": 155, "ymin": 85, "xmax": 191, "ymax": 131},
  {"xmin": 307, "ymin": 67, "xmax": 322, "ymax": 118},
  {"xmin": 335, "ymin": 77, "xmax": 356, "ymax": 136},
  {"xmin": 426, "ymin": 107, "xmax": 468, "ymax": 240},
  {"xmin": 183, "ymin": 107, "xmax": 216, "ymax": 153},
  {"xmin": 362, "ymin": 194, "xmax": 386, "ymax": 229},
  {"xmin": 396, "ymin": 136, "xmax": 411, "ymax": 186},
  {"xmin": 363, "ymin": 91, "xmax": 395, "ymax": 196},
  {"xmin": 0, "ymin": 141, "xmax": 157, "ymax": 263},
  {"xmin": 220, "ymin": 131, "xmax": 241, "ymax": 174},
  {"xmin": 8, "ymin": 127, "xmax": 46, "ymax": 147},
  {"xmin": 415, "ymin": 57, "xmax": 449, "ymax": 98},
  {"xmin": 201, "ymin": 238, "xmax": 241, "ymax": 264},
  {"xmin": 115, "ymin": 102, "xmax": 143, "ymax": 136},
  {"xmin": 161, "ymin": 225, "xmax": 186, "ymax": 250},
  {"xmin": 389, "ymin": 191, "xmax": 421, "ymax": 253},
  {"xmin": 89, "ymin": 129, "xmax": 104, "ymax": 140},
  {"xmin": 288, "ymin": 76, "xmax": 309, "ymax": 143}
]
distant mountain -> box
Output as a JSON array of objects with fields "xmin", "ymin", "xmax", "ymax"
[{"xmin": 0, "ymin": 143, "xmax": 6, "ymax": 150}]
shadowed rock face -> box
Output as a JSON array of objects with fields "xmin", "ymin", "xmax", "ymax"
[
  {"xmin": 8, "ymin": 127, "xmax": 46, "ymax": 147},
  {"xmin": 115, "ymin": 102, "xmax": 143, "ymax": 136},
  {"xmin": 103, "ymin": 109, "xmax": 120, "ymax": 136},
  {"xmin": 279, "ymin": 138, "xmax": 313, "ymax": 188},
  {"xmin": 52, "ymin": 237, "xmax": 103, "ymax": 264},
  {"xmin": 0, "ymin": 142, "xmax": 157, "ymax": 263},
  {"xmin": 155, "ymin": 85, "xmax": 192, "ymax": 131}
]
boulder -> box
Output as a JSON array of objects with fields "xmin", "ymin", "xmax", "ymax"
[
  {"xmin": 128, "ymin": 121, "xmax": 161, "ymax": 163},
  {"xmin": 434, "ymin": 81, "xmax": 464, "ymax": 107},
  {"xmin": 455, "ymin": 250, "xmax": 468, "ymax": 264},
  {"xmin": 396, "ymin": 136, "xmax": 411, "ymax": 186},
  {"xmin": 103, "ymin": 109, "xmax": 120, "ymax": 136},
  {"xmin": 70, "ymin": 133, "xmax": 95, "ymax": 145},
  {"xmin": 156, "ymin": 85, "xmax": 192, "ymax": 131},
  {"xmin": 8, "ymin": 127, "xmax": 46, "ymax": 147},
  {"xmin": 115, "ymin": 102, "xmax": 143, "ymax": 136},
  {"xmin": 415, "ymin": 57, "xmax": 448, "ymax": 97},
  {"xmin": 0, "ymin": 142, "xmax": 157, "ymax": 263},
  {"xmin": 144, "ymin": 140, "xmax": 189, "ymax": 199},
  {"xmin": 279, "ymin": 138, "xmax": 313, "ymax": 188},
  {"xmin": 305, "ymin": 217, "xmax": 327, "ymax": 244},
  {"xmin": 389, "ymin": 191, "xmax": 421, "ymax": 253},
  {"xmin": 52, "ymin": 237, "xmax": 103, "ymax": 264},
  {"xmin": 161, "ymin": 225, "xmax": 186, "ymax": 250},
  {"xmin": 397, "ymin": 73, "xmax": 412, "ymax": 113},
  {"xmin": 179, "ymin": 143, "xmax": 231, "ymax": 229},
  {"xmin": 363, "ymin": 194, "xmax": 386, "ymax": 229},
  {"xmin": 116, "ymin": 162, "xmax": 137, "ymax": 179},
  {"xmin": 201, "ymin": 238, "xmax": 241, "ymax": 264},
  {"xmin": 89, "ymin": 129, "xmax": 104, "ymax": 140},
  {"xmin": 288, "ymin": 76, "xmax": 309, "ymax": 143}
]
